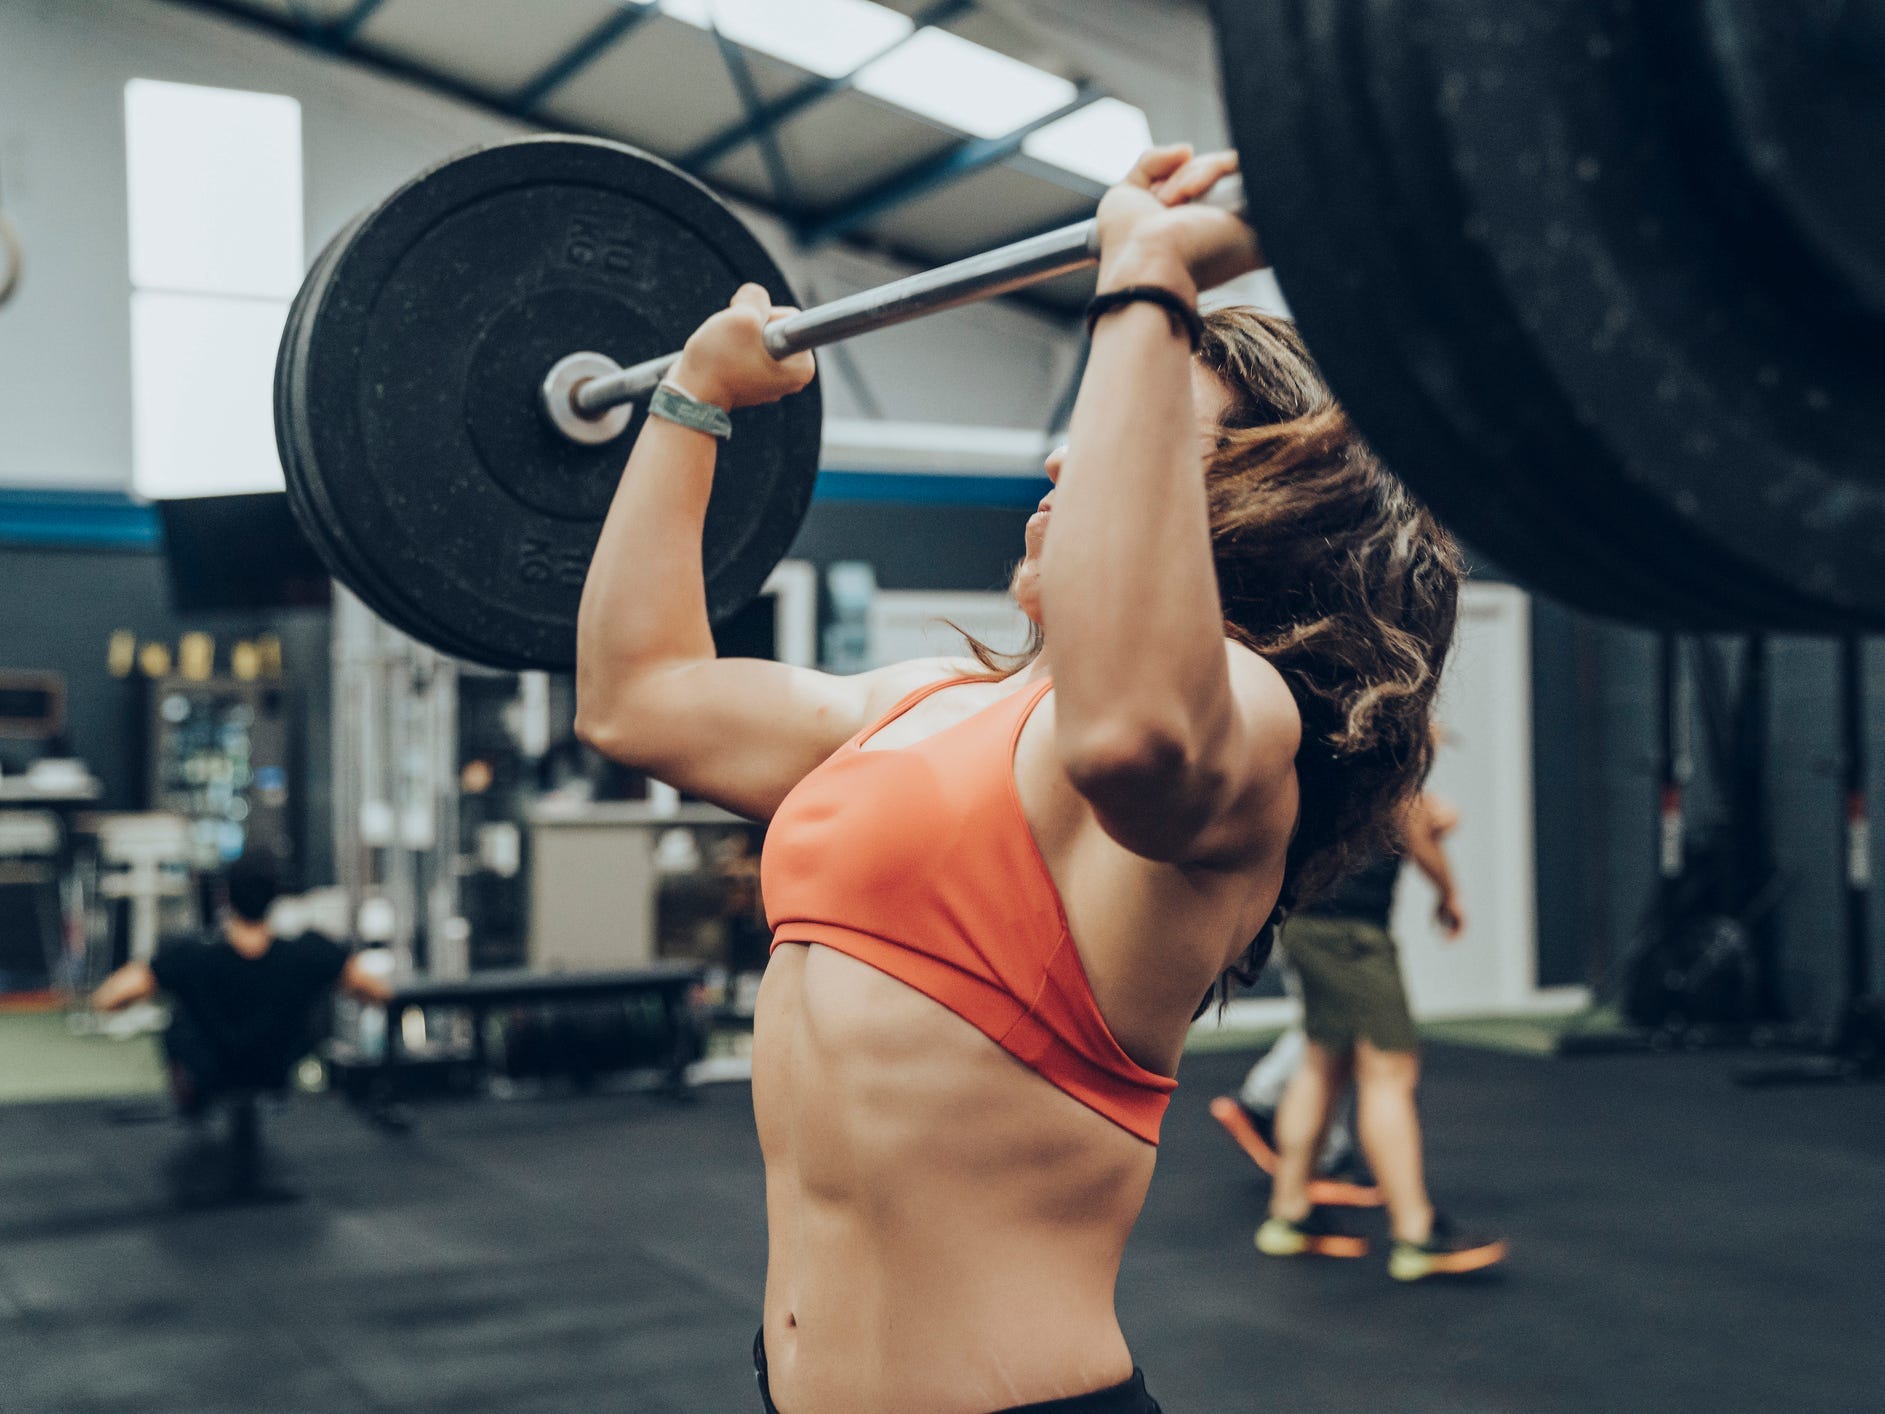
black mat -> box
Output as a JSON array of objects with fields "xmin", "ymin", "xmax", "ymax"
[{"xmin": 1, "ymin": 1045, "xmax": 1880, "ymax": 1412}]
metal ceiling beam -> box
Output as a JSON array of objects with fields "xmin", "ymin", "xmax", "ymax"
[
  {"xmin": 155, "ymin": 0, "xmax": 1089, "ymax": 326},
  {"xmin": 169, "ymin": 0, "xmax": 539, "ymax": 121},
  {"xmin": 510, "ymin": 1, "xmax": 661, "ymax": 115},
  {"xmin": 706, "ymin": 21, "xmax": 802, "ymax": 210},
  {"xmin": 285, "ymin": 0, "xmax": 322, "ymax": 40},
  {"xmin": 328, "ymin": 0, "xmax": 388, "ymax": 47},
  {"xmin": 797, "ymin": 85, "xmax": 1102, "ymax": 248},
  {"xmin": 681, "ymin": 0, "xmax": 976, "ymax": 172}
]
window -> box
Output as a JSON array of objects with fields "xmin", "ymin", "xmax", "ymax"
[
  {"xmin": 662, "ymin": 0, "xmax": 912, "ymax": 78},
  {"xmin": 125, "ymin": 79, "xmax": 302, "ymax": 499},
  {"xmin": 1021, "ymin": 97, "xmax": 1153, "ymax": 187},
  {"xmin": 853, "ymin": 27, "xmax": 1077, "ymax": 139}
]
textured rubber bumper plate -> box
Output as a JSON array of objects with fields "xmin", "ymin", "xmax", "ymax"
[
  {"xmin": 1211, "ymin": 0, "xmax": 1885, "ymax": 632},
  {"xmin": 276, "ymin": 214, "xmax": 474, "ymax": 656},
  {"xmin": 276, "ymin": 135, "xmax": 822, "ymax": 670}
]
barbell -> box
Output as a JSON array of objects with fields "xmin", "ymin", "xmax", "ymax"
[
  {"xmin": 275, "ymin": 0, "xmax": 1885, "ymax": 671},
  {"xmin": 538, "ymin": 170, "xmax": 1243, "ymax": 446}
]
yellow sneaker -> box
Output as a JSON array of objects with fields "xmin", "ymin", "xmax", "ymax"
[
  {"xmin": 1255, "ymin": 1208, "xmax": 1371, "ymax": 1259},
  {"xmin": 1388, "ymin": 1214, "xmax": 1508, "ymax": 1281}
]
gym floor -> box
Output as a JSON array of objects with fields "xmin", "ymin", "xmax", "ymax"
[{"xmin": 1, "ymin": 1045, "xmax": 1879, "ymax": 1414}]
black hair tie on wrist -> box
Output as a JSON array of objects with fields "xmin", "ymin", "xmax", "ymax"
[{"xmin": 1084, "ymin": 284, "xmax": 1205, "ymax": 351}]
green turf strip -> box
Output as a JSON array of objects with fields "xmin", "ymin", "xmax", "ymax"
[{"xmin": 0, "ymin": 1011, "xmax": 165, "ymax": 1105}]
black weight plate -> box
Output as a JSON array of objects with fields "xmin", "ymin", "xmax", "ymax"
[
  {"xmin": 1653, "ymin": 2, "xmax": 1885, "ymax": 328},
  {"xmin": 1208, "ymin": 0, "xmax": 1744, "ymax": 632},
  {"xmin": 280, "ymin": 216, "xmax": 492, "ymax": 660},
  {"xmin": 279, "ymin": 229, "xmax": 374, "ymax": 617},
  {"xmin": 279, "ymin": 220, "xmax": 402, "ymax": 629},
  {"xmin": 281, "ymin": 217, "xmax": 451, "ymax": 643},
  {"xmin": 1425, "ymin": 2, "xmax": 1885, "ymax": 630},
  {"xmin": 1345, "ymin": 0, "xmax": 1786, "ymax": 631},
  {"xmin": 283, "ymin": 135, "xmax": 822, "ymax": 670},
  {"xmin": 1212, "ymin": 0, "xmax": 1885, "ymax": 633},
  {"xmin": 285, "ymin": 139, "xmax": 817, "ymax": 669},
  {"xmin": 283, "ymin": 141, "xmax": 806, "ymax": 669}
]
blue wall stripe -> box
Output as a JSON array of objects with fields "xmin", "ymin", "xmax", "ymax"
[
  {"xmin": 0, "ymin": 472, "xmax": 1047, "ymax": 550},
  {"xmin": 0, "ymin": 491, "xmax": 162, "ymax": 550},
  {"xmin": 812, "ymin": 471, "xmax": 1049, "ymax": 507}
]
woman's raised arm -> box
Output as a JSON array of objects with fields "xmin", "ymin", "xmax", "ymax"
[
  {"xmin": 1040, "ymin": 148, "xmax": 1292, "ymax": 863},
  {"xmin": 574, "ymin": 285, "xmax": 916, "ymax": 820}
]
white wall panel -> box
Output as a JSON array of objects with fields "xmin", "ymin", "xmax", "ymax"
[{"xmin": 1395, "ymin": 582, "xmax": 1549, "ymax": 1017}]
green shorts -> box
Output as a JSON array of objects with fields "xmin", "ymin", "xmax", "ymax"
[{"xmin": 1281, "ymin": 916, "xmax": 1419, "ymax": 1054}]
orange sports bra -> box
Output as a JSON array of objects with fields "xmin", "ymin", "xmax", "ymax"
[{"xmin": 761, "ymin": 674, "xmax": 1178, "ymax": 1145}]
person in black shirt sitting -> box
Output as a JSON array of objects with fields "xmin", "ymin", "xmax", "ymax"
[{"xmin": 92, "ymin": 856, "xmax": 391, "ymax": 1194}]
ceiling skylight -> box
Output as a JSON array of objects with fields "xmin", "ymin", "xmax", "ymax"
[
  {"xmin": 1021, "ymin": 97, "xmax": 1153, "ymax": 186},
  {"xmin": 661, "ymin": 0, "xmax": 913, "ymax": 79},
  {"xmin": 853, "ymin": 27, "xmax": 1079, "ymax": 139}
]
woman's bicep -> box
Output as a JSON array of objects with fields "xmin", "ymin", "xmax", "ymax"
[
  {"xmin": 1074, "ymin": 644, "xmax": 1300, "ymax": 866},
  {"xmin": 577, "ymin": 658, "xmax": 871, "ymax": 819},
  {"xmin": 577, "ymin": 657, "xmax": 960, "ymax": 821},
  {"xmin": 1190, "ymin": 653, "xmax": 1303, "ymax": 863}
]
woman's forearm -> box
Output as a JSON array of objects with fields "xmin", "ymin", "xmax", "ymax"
[
  {"xmin": 1041, "ymin": 303, "xmax": 1234, "ymax": 768},
  {"xmin": 1405, "ymin": 824, "xmax": 1457, "ymax": 900},
  {"xmin": 575, "ymin": 417, "xmax": 722, "ymax": 716}
]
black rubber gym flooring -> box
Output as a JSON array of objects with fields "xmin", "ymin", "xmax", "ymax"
[{"xmin": 2, "ymin": 1044, "xmax": 1880, "ymax": 1413}]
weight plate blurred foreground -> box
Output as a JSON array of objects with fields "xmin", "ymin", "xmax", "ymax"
[
  {"xmin": 1211, "ymin": 0, "xmax": 1885, "ymax": 632},
  {"xmin": 276, "ymin": 136, "xmax": 822, "ymax": 671}
]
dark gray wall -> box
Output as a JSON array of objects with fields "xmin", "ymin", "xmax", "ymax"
[
  {"xmin": 1764, "ymin": 635, "xmax": 1850, "ymax": 1023},
  {"xmin": 1529, "ymin": 601, "xmax": 1881, "ymax": 1029},
  {"xmin": 0, "ymin": 543, "xmax": 332, "ymax": 884},
  {"xmin": 787, "ymin": 501, "xmax": 1034, "ymax": 593},
  {"xmin": 1529, "ymin": 599, "xmax": 1600, "ymax": 989}
]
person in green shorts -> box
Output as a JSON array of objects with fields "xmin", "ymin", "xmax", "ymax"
[{"xmin": 1255, "ymin": 793, "xmax": 1508, "ymax": 1281}]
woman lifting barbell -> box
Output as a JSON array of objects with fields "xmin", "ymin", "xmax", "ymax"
[{"xmin": 574, "ymin": 144, "xmax": 1462, "ymax": 1414}]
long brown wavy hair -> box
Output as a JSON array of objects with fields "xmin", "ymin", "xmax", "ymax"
[{"xmin": 961, "ymin": 306, "xmax": 1464, "ymax": 1005}]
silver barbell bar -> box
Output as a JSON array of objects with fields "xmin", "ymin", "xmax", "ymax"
[{"xmin": 540, "ymin": 175, "xmax": 1247, "ymax": 446}]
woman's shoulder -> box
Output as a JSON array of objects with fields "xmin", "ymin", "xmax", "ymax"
[
  {"xmin": 1224, "ymin": 640, "xmax": 1302, "ymax": 758},
  {"xmin": 854, "ymin": 655, "xmax": 983, "ymax": 718}
]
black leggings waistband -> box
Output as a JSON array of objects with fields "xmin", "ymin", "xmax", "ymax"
[{"xmin": 754, "ymin": 1329, "xmax": 1161, "ymax": 1414}]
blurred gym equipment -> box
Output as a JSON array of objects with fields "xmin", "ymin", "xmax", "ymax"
[
  {"xmin": 1740, "ymin": 636, "xmax": 1885, "ymax": 1084},
  {"xmin": 325, "ymin": 963, "xmax": 706, "ymax": 1126}
]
